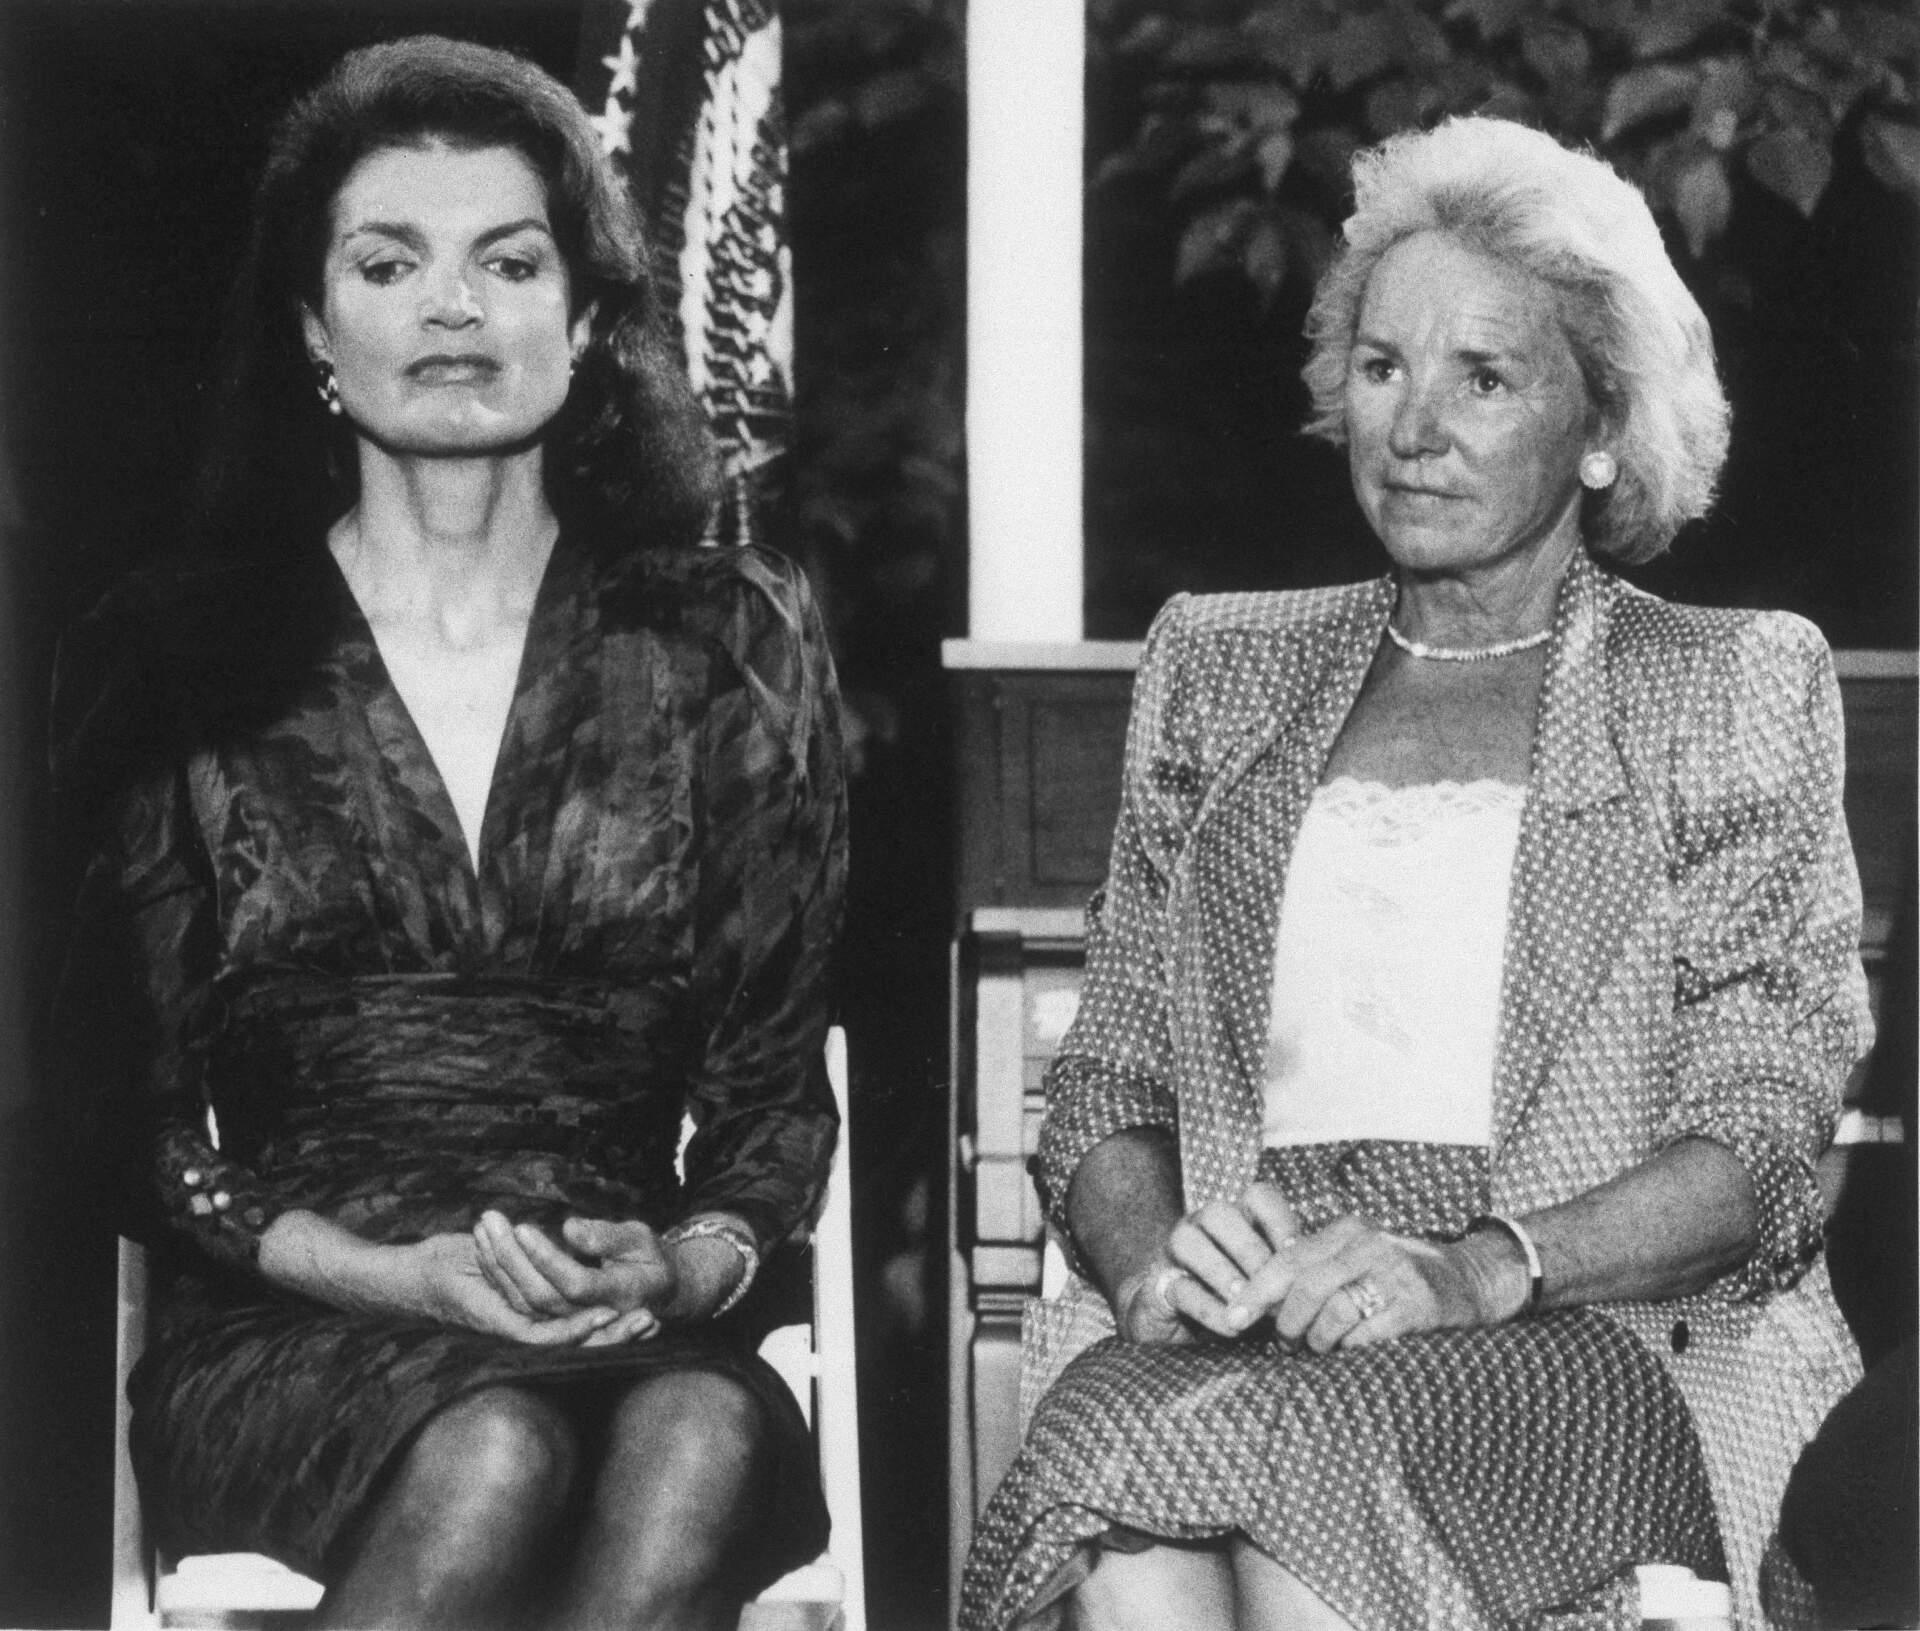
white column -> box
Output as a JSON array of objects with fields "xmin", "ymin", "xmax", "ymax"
[{"xmin": 966, "ymin": 0, "xmax": 1083, "ymax": 640}]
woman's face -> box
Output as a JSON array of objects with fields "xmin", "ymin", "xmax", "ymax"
[
  {"xmin": 1344, "ymin": 229, "xmax": 1598, "ymax": 582},
  {"xmin": 301, "ymin": 140, "xmax": 588, "ymax": 459}
]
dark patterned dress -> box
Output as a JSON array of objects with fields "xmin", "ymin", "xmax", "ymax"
[{"xmin": 53, "ymin": 531, "xmax": 846, "ymax": 1585}]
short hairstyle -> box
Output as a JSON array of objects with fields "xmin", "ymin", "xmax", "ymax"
[
  {"xmin": 1301, "ymin": 116, "xmax": 1730, "ymax": 564},
  {"xmin": 198, "ymin": 35, "xmax": 718, "ymax": 547}
]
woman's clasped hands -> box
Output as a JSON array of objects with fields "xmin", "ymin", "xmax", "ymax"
[
  {"xmin": 1120, "ymin": 1182, "xmax": 1530, "ymax": 1353},
  {"xmin": 404, "ymin": 1213, "xmax": 682, "ymax": 1348}
]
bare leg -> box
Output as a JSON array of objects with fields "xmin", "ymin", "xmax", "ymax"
[
  {"xmin": 1069, "ymin": 1541, "xmax": 1238, "ymax": 1631},
  {"xmin": 1229, "ymin": 1540, "xmax": 1358, "ymax": 1631},
  {"xmin": 317, "ymin": 1386, "xmax": 578, "ymax": 1631},
  {"xmin": 549, "ymin": 1369, "xmax": 773, "ymax": 1631}
]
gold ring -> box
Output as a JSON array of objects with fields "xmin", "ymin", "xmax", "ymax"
[
  {"xmin": 1151, "ymin": 1265, "xmax": 1189, "ymax": 1316},
  {"xmin": 1346, "ymin": 1276, "xmax": 1387, "ymax": 1322}
]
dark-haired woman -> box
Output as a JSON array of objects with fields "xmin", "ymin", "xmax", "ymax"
[{"xmin": 55, "ymin": 37, "xmax": 844, "ymax": 1631}]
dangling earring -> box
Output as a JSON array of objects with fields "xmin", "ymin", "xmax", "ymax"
[
  {"xmin": 313, "ymin": 360, "xmax": 342, "ymax": 416},
  {"xmin": 1580, "ymin": 450, "xmax": 1617, "ymax": 490}
]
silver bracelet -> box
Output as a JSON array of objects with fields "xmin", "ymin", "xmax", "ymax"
[
  {"xmin": 664, "ymin": 1215, "xmax": 760, "ymax": 1316},
  {"xmin": 1467, "ymin": 1213, "xmax": 1545, "ymax": 1313}
]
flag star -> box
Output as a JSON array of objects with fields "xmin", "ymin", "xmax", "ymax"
[
  {"xmin": 591, "ymin": 102, "xmax": 633, "ymax": 157},
  {"xmin": 602, "ymin": 32, "xmax": 641, "ymax": 99},
  {"xmin": 624, "ymin": 0, "xmax": 656, "ymax": 35}
]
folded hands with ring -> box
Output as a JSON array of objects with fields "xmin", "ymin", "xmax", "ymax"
[{"xmin": 1152, "ymin": 1185, "xmax": 1478, "ymax": 1354}]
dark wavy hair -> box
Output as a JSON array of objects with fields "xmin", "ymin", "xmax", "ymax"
[{"xmin": 197, "ymin": 35, "xmax": 719, "ymax": 547}]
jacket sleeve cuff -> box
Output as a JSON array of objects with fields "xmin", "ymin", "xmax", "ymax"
[
  {"xmin": 1034, "ymin": 1054, "xmax": 1179, "ymax": 1242},
  {"xmin": 154, "ymin": 1128, "xmax": 286, "ymax": 1267},
  {"xmin": 1659, "ymin": 1117, "xmax": 1826, "ymax": 1299}
]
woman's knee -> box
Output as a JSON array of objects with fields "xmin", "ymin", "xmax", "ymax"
[
  {"xmin": 555, "ymin": 1373, "xmax": 771, "ymax": 1623},
  {"xmin": 403, "ymin": 1385, "xmax": 580, "ymax": 1527},
  {"xmin": 607, "ymin": 1369, "xmax": 769, "ymax": 1483},
  {"xmin": 1071, "ymin": 1542, "xmax": 1235, "ymax": 1631}
]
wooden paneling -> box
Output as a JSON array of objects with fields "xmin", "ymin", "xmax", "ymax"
[{"xmin": 951, "ymin": 668, "xmax": 1132, "ymax": 912}]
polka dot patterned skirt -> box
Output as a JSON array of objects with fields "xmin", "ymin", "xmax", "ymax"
[{"xmin": 959, "ymin": 1145, "xmax": 1726, "ymax": 1630}]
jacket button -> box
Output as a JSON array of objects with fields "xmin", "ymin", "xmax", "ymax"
[{"xmin": 1670, "ymin": 1318, "xmax": 1690, "ymax": 1354}]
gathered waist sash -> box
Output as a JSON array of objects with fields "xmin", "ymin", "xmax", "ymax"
[{"xmin": 206, "ymin": 971, "xmax": 689, "ymax": 1240}]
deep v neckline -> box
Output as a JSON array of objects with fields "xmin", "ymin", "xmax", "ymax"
[{"xmin": 324, "ymin": 532, "xmax": 578, "ymax": 942}]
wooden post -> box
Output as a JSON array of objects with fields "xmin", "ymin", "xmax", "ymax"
[{"xmin": 966, "ymin": 0, "xmax": 1084, "ymax": 640}]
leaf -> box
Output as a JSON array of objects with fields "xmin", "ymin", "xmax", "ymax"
[
  {"xmin": 1690, "ymin": 57, "xmax": 1758, "ymax": 150},
  {"xmin": 1256, "ymin": 128, "xmax": 1297, "ymax": 191},
  {"xmin": 1834, "ymin": 5, "xmax": 1920, "ymax": 72},
  {"xmin": 1323, "ymin": 9, "xmax": 1403, "ymax": 91},
  {"xmin": 1242, "ymin": 7, "xmax": 1337, "ymax": 83},
  {"xmin": 1671, "ymin": 149, "xmax": 1732, "ymax": 257},
  {"xmin": 1397, "ymin": 10, "xmax": 1455, "ymax": 71},
  {"xmin": 1760, "ymin": 79, "xmax": 1836, "ymax": 148},
  {"xmin": 1093, "ymin": 112, "xmax": 1188, "ymax": 187},
  {"xmin": 1602, "ymin": 62, "xmax": 1698, "ymax": 142},
  {"xmin": 1478, "ymin": 77, "xmax": 1542, "ymax": 122},
  {"xmin": 1169, "ymin": 137, "xmax": 1254, "ymax": 201},
  {"xmin": 1243, "ymin": 212, "xmax": 1289, "ymax": 305},
  {"xmin": 1443, "ymin": 0, "xmax": 1532, "ymax": 42},
  {"xmin": 852, "ymin": 69, "xmax": 928, "ymax": 128},
  {"xmin": 1175, "ymin": 199, "xmax": 1255, "ymax": 283},
  {"xmin": 1862, "ymin": 115, "xmax": 1920, "ymax": 204},
  {"xmin": 1761, "ymin": 40, "xmax": 1865, "ymax": 130},
  {"xmin": 1744, "ymin": 125, "xmax": 1834, "ymax": 215},
  {"xmin": 1564, "ymin": 0, "xmax": 1636, "ymax": 34},
  {"xmin": 790, "ymin": 99, "xmax": 854, "ymax": 156},
  {"xmin": 1626, "ymin": 0, "xmax": 1728, "ymax": 63},
  {"xmin": 1115, "ymin": 13, "xmax": 1179, "ymax": 59},
  {"xmin": 1165, "ymin": 25, "xmax": 1251, "ymax": 72},
  {"xmin": 1522, "ymin": 20, "xmax": 1592, "ymax": 84},
  {"xmin": 1204, "ymin": 81, "xmax": 1302, "ymax": 133}
]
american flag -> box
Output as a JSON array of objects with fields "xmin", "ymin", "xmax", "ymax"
[{"xmin": 576, "ymin": 0, "xmax": 792, "ymax": 548}]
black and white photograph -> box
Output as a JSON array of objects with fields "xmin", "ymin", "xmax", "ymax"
[{"xmin": 0, "ymin": 2, "xmax": 1913, "ymax": 1628}]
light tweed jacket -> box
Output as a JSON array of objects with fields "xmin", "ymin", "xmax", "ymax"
[{"xmin": 1024, "ymin": 549, "xmax": 1871, "ymax": 1629}]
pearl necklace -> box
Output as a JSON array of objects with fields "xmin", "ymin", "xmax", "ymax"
[{"xmin": 1384, "ymin": 621, "xmax": 1551, "ymax": 663}]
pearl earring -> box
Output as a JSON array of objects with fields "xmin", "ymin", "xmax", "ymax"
[
  {"xmin": 313, "ymin": 360, "xmax": 342, "ymax": 416},
  {"xmin": 1580, "ymin": 450, "xmax": 1617, "ymax": 490}
]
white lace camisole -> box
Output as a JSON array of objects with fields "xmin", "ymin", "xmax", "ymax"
[{"xmin": 1261, "ymin": 776, "xmax": 1527, "ymax": 1148}]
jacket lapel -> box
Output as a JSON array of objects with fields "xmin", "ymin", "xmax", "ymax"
[
  {"xmin": 1176, "ymin": 580, "xmax": 1393, "ymax": 1201},
  {"xmin": 1490, "ymin": 553, "xmax": 1662, "ymax": 1155}
]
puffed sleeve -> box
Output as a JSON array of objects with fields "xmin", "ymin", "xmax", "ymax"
[
  {"xmin": 1659, "ymin": 613, "xmax": 1872, "ymax": 1299},
  {"xmin": 677, "ymin": 549, "xmax": 848, "ymax": 1252},
  {"xmin": 1032, "ymin": 594, "xmax": 1201, "ymax": 1236},
  {"xmin": 49, "ymin": 593, "xmax": 290, "ymax": 1269}
]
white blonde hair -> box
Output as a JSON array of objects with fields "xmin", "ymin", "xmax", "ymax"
[{"xmin": 1302, "ymin": 116, "xmax": 1730, "ymax": 564}]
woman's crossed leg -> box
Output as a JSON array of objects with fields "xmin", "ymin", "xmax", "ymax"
[{"xmin": 1070, "ymin": 1539, "xmax": 1357, "ymax": 1631}]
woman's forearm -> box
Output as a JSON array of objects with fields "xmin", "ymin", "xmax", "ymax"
[
  {"xmin": 1516, "ymin": 1136, "xmax": 1761, "ymax": 1309},
  {"xmin": 258, "ymin": 1209, "xmax": 421, "ymax": 1316},
  {"xmin": 1063, "ymin": 1127, "xmax": 1186, "ymax": 1304}
]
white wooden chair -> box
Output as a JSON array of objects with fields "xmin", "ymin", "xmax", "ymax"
[{"xmin": 112, "ymin": 1027, "xmax": 866, "ymax": 1631}]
